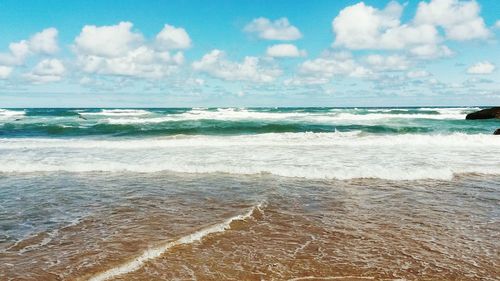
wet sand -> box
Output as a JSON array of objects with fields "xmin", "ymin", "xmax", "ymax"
[{"xmin": 1, "ymin": 172, "xmax": 499, "ymax": 280}]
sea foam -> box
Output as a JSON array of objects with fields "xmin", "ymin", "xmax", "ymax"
[
  {"xmin": 86, "ymin": 202, "xmax": 264, "ymax": 281},
  {"xmin": 101, "ymin": 107, "xmax": 469, "ymax": 124},
  {"xmin": 0, "ymin": 133, "xmax": 498, "ymax": 180},
  {"xmin": 0, "ymin": 109, "xmax": 25, "ymax": 118}
]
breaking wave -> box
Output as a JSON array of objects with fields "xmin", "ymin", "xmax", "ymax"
[{"xmin": 0, "ymin": 132, "xmax": 498, "ymax": 180}]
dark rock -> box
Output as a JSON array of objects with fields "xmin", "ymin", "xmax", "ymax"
[
  {"xmin": 465, "ymin": 107, "xmax": 500, "ymax": 120},
  {"xmin": 494, "ymin": 129, "xmax": 500, "ymax": 135}
]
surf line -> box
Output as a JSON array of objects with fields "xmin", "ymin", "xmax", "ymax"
[{"xmin": 86, "ymin": 202, "xmax": 265, "ymax": 281}]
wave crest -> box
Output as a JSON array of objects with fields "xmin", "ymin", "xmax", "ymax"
[{"xmin": 0, "ymin": 133, "xmax": 498, "ymax": 180}]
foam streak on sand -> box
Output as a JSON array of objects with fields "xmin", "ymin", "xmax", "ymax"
[
  {"xmin": 86, "ymin": 202, "xmax": 263, "ymax": 281},
  {"xmin": 287, "ymin": 277, "xmax": 376, "ymax": 281}
]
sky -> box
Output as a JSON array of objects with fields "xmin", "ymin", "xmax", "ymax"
[{"xmin": 0, "ymin": 0, "xmax": 499, "ymax": 107}]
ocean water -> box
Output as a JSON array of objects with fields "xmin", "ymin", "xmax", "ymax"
[{"xmin": 0, "ymin": 107, "xmax": 499, "ymax": 280}]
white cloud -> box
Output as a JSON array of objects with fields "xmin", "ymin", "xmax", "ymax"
[
  {"xmin": 244, "ymin": 17, "xmax": 302, "ymax": 40},
  {"xmin": 29, "ymin": 28, "xmax": 59, "ymax": 54},
  {"xmin": 78, "ymin": 47, "xmax": 184, "ymax": 78},
  {"xmin": 414, "ymin": 0, "xmax": 490, "ymax": 41},
  {"xmin": 0, "ymin": 41, "xmax": 30, "ymax": 65},
  {"xmin": 495, "ymin": 20, "xmax": 500, "ymax": 29},
  {"xmin": 74, "ymin": 22, "xmax": 189, "ymax": 79},
  {"xmin": 292, "ymin": 52, "xmax": 372, "ymax": 85},
  {"xmin": 467, "ymin": 61, "xmax": 495, "ymax": 74},
  {"xmin": 266, "ymin": 44, "xmax": 306, "ymax": 57},
  {"xmin": 192, "ymin": 49, "xmax": 282, "ymax": 83},
  {"xmin": 407, "ymin": 70, "xmax": 431, "ymax": 78},
  {"xmin": 0, "ymin": 27, "xmax": 59, "ymax": 66},
  {"xmin": 365, "ymin": 54, "xmax": 410, "ymax": 71},
  {"xmin": 332, "ymin": 2, "xmax": 439, "ymax": 50},
  {"xmin": 409, "ymin": 44, "xmax": 453, "ymax": 59},
  {"xmin": 283, "ymin": 76, "xmax": 331, "ymax": 86},
  {"xmin": 331, "ymin": 0, "xmax": 488, "ymax": 58},
  {"xmin": 25, "ymin": 58, "xmax": 65, "ymax": 83},
  {"xmin": 289, "ymin": 51, "xmax": 433, "ymax": 86},
  {"xmin": 0, "ymin": 66, "xmax": 13, "ymax": 79},
  {"xmin": 156, "ymin": 24, "xmax": 192, "ymax": 50},
  {"xmin": 75, "ymin": 22, "xmax": 143, "ymax": 58},
  {"xmin": 332, "ymin": 2, "xmax": 390, "ymax": 49}
]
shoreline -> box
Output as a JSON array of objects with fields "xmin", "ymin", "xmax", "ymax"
[{"xmin": 1, "ymin": 172, "xmax": 499, "ymax": 280}]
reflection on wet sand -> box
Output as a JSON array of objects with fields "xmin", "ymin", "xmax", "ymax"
[{"xmin": 0, "ymin": 172, "xmax": 498, "ymax": 280}]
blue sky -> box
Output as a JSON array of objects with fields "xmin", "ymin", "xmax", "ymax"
[{"xmin": 0, "ymin": 0, "xmax": 499, "ymax": 107}]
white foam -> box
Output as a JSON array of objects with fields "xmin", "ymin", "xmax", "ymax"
[
  {"xmin": 0, "ymin": 133, "xmax": 499, "ymax": 180},
  {"xmin": 0, "ymin": 132, "xmax": 498, "ymax": 149},
  {"xmin": 87, "ymin": 202, "xmax": 263, "ymax": 281},
  {"xmin": 6, "ymin": 217, "xmax": 82, "ymax": 254},
  {"xmin": 287, "ymin": 276, "xmax": 376, "ymax": 281},
  {"xmin": 80, "ymin": 109, "xmax": 151, "ymax": 117},
  {"xmin": 330, "ymin": 112, "xmax": 465, "ymax": 120},
  {"xmin": 0, "ymin": 109, "xmax": 25, "ymax": 118},
  {"xmin": 96, "ymin": 107, "xmax": 471, "ymax": 125}
]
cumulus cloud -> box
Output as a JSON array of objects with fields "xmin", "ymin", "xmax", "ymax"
[
  {"xmin": 331, "ymin": 1, "xmax": 447, "ymax": 57},
  {"xmin": 0, "ymin": 41, "xmax": 30, "ymax": 66},
  {"xmin": 467, "ymin": 61, "xmax": 495, "ymax": 74},
  {"xmin": 409, "ymin": 44, "xmax": 453, "ymax": 59},
  {"xmin": 74, "ymin": 22, "xmax": 189, "ymax": 79},
  {"xmin": 333, "ymin": 2, "xmax": 411, "ymax": 49},
  {"xmin": 288, "ymin": 52, "xmax": 429, "ymax": 86},
  {"xmin": 266, "ymin": 44, "xmax": 306, "ymax": 57},
  {"xmin": 29, "ymin": 28, "xmax": 59, "ymax": 54},
  {"xmin": 244, "ymin": 17, "xmax": 302, "ymax": 40},
  {"xmin": 331, "ymin": 0, "xmax": 489, "ymax": 58},
  {"xmin": 0, "ymin": 66, "xmax": 13, "ymax": 79},
  {"xmin": 192, "ymin": 49, "xmax": 282, "ymax": 83},
  {"xmin": 365, "ymin": 54, "xmax": 410, "ymax": 71},
  {"xmin": 0, "ymin": 28, "xmax": 59, "ymax": 66},
  {"xmin": 283, "ymin": 76, "xmax": 331, "ymax": 86},
  {"xmin": 495, "ymin": 20, "xmax": 500, "ymax": 29},
  {"xmin": 414, "ymin": 0, "xmax": 490, "ymax": 41},
  {"xmin": 156, "ymin": 24, "xmax": 192, "ymax": 50},
  {"xmin": 25, "ymin": 58, "xmax": 65, "ymax": 83},
  {"xmin": 74, "ymin": 22, "xmax": 143, "ymax": 58},
  {"xmin": 407, "ymin": 70, "xmax": 431, "ymax": 78},
  {"xmin": 288, "ymin": 52, "xmax": 372, "ymax": 85}
]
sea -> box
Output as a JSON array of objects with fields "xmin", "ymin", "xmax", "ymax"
[{"xmin": 0, "ymin": 107, "xmax": 499, "ymax": 280}]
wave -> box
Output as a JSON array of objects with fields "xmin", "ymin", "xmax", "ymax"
[
  {"xmin": 80, "ymin": 109, "xmax": 152, "ymax": 116},
  {"xmin": 1, "ymin": 132, "xmax": 498, "ymax": 149},
  {"xmin": 24, "ymin": 109, "xmax": 81, "ymax": 117},
  {"xmin": 86, "ymin": 202, "xmax": 264, "ymax": 281},
  {"xmin": 0, "ymin": 109, "xmax": 25, "ymax": 118},
  {"xmin": 0, "ymin": 122, "xmax": 443, "ymax": 137},
  {"xmin": 1, "ymin": 162, "xmax": 495, "ymax": 181},
  {"xmin": 104, "ymin": 107, "xmax": 471, "ymax": 124},
  {"xmin": 2, "ymin": 107, "xmax": 492, "ymax": 138},
  {"xmin": 1, "ymin": 133, "xmax": 498, "ymax": 180},
  {"xmin": 102, "ymin": 112, "xmax": 465, "ymax": 125},
  {"xmin": 5, "ymin": 218, "xmax": 83, "ymax": 254}
]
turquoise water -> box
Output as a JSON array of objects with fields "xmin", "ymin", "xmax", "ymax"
[
  {"xmin": 0, "ymin": 107, "xmax": 497, "ymax": 137},
  {"xmin": 0, "ymin": 107, "xmax": 498, "ymax": 179}
]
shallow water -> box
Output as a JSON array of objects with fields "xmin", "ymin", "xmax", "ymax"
[
  {"xmin": 0, "ymin": 107, "xmax": 499, "ymax": 280},
  {"xmin": 0, "ymin": 172, "xmax": 499, "ymax": 280}
]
